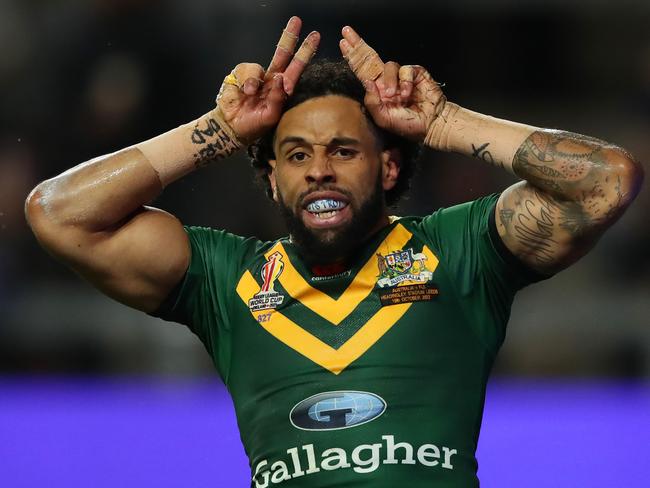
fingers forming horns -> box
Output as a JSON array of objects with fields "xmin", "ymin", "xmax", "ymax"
[
  {"xmin": 346, "ymin": 39, "xmax": 384, "ymax": 81},
  {"xmin": 267, "ymin": 24, "xmax": 300, "ymax": 76},
  {"xmin": 267, "ymin": 17, "xmax": 320, "ymax": 94},
  {"xmin": 281, "ymin": 31, "xmax": 319, "ymax": 94},
  {"xmin": 220, "ymin": 17, "xmax": 320, "ymax": 100},
  {"xmin": 267, "ymin": 17, "xmax": 318, "ymax": 75},
  {"xmin": 277, "ymin": 28, "xmax": 299, "ymax": 53},
  {"xmin": 340, "ymin": 26, "xmax": 384, "ymax": 82},
  {"xmin": 293, "ymin": 35, "xmax": 318, "ymax": 65}
]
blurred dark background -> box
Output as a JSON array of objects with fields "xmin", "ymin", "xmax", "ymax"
[{"xmin": 1, "ymin": 0, "xmax": 649, "ymax": 379}]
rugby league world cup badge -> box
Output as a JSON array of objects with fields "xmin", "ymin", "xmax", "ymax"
[{"xmin": 249, "ymin": 251, "xmax": 286, "ymax": 312}]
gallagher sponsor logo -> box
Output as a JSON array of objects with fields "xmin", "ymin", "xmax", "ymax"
[
  {"xmin": 289, "ymin": 391, "xmax": 386, "ymax": 431},
  {"xmin": 252, "ymin": 435, "xmax": 458, "ymax": 487}
]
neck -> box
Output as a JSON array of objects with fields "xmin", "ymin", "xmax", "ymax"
[{"xmin": 293, "ymin": 212, "xmax": 393, "ymax": 270}]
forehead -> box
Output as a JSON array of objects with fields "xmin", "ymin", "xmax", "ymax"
[{"xmin": 274, "ymin": 95, "xmax": 375, "ymax": 145}]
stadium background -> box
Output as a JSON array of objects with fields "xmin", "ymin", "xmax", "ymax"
[{"xmin": 0, "ymin": 0, "xmax": 648, "ymax": 486}]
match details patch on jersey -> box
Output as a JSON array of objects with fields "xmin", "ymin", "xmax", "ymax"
[
  {"xmin": 235, "ymin": 224, "xmax": 439, "ymax": 375},
  {"xmin": 377, "ymin": 283, "xmax": 439, "ymax": 306}
]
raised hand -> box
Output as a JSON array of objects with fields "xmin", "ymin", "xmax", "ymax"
[
  {"xmin": 217, "ymin": 16, "xmax": 320, "ymax": 143},
  {"xmin": 339, "ymin": 26, "xmax": 446, "ymax": 143}
]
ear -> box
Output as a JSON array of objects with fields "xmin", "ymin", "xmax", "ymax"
[
  {"xmin": 268, "ymin": 159, "xmax": 279, "ymax": 202},
  {"xmin": 380, "ymin": 148, "xmax": 401, "ymax": 192}
]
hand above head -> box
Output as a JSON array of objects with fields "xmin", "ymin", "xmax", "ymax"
[
  {"xmin": 217, "ymin": 16, "xmax": 320, "ymax": 144},
  {"xmin": 339, "ymin": 26, "xmax": 447, "ymax": 145}
]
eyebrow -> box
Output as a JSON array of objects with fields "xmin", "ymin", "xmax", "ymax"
[{"xmin": 278, "ymin": 136, "xmax": 361, "ymax": 149}]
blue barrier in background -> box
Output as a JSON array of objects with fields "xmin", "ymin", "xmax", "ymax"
[{"xmin": 1, "ymin": 377, "xmax": 648, "ymax": 487}]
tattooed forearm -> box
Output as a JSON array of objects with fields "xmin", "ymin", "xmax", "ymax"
[
  {"xmin": 190, "ymin": 117, "xmax": 240, "ymax": 167},
  {"xmin": 471, "ymin": 142, "xmax": 505, "ymax": 169}
]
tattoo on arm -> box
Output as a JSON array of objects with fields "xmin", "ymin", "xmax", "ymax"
[
  {"xmin": 499, "ymin": 130, "xmax": 636, "ymax": 272},
  {"xmin": 511, "ymin": 130, "xmax": 632, "ymax": 222},
  {"xmin": 511, "ymin": 130, "xmax": 609, "ymax": 196},
  {"xmin": 190, "ymin": 117, "xmax": 239, "ymax": 167},
  {"xmin": 472, "ymin": 142, "xmax": 505, "ymax": 169},
  {"xmin": 509, "ymin": 188, "xmax": 559, "ymax": 266},
  {"xmin": 499, "ymin": 208, "xmax": 514, "ymax": 226}
]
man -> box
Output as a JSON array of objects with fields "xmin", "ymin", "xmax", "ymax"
[{"xmin": 26, "ymin": 16, "xmax": 642, "ymax": 487}]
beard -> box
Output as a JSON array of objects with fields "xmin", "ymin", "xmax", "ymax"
[{"xmin": 276, "ymin": 177, "xmax": 385, "ymax": 266}]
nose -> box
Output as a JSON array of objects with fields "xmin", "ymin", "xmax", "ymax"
[{"xmin": 305, "ymin": 150, "xmax": 335, "ymax": 185}]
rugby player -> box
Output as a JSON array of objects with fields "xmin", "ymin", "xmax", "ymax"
[{"xmin": 26, "ymin": 16, "xmax": 643, "ymax": 487}]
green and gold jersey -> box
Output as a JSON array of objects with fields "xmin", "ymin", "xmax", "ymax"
[{"xmin": 154, "ymin": 194, "xmax": 543, "ymax": 487}]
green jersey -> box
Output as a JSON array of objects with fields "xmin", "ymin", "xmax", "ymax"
[{"xmin": 154, "ymin": 194, "xmax": 542, "ymax": 487}]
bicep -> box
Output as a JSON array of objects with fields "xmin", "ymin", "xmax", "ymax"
[
  {"xmin": 58, "ymin": 207, "xmax": 190, "ymax": 313},
  {"xmin": 495, "ymin": 181, "xmax": 604, "ymax": 275}
]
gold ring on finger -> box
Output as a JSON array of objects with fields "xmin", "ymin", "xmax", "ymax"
[{"xmin": 223, "ymin": 72, "xmax": 241, "ymax": 87}]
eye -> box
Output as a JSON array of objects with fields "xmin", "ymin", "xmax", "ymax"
[
  {"xmin": 288, "ymin": 151, "xmax": 309, "ymax": 163},
  {"xmin": 333, "ymin": 147, "xmax": 357, "ymax": 159}
]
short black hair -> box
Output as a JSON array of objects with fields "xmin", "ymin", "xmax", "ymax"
[{"xmin": 247, "ymin": 59, "xmax": 421, "ymax": 207}]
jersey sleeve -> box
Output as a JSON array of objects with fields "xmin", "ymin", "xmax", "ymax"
[
  {"xmin": 150, "ymin": 226, "xmax": 257, "ymax": 380},
  {"xmin": 415, "ymin": 193, "xmax": 549, "ymax": 353}
]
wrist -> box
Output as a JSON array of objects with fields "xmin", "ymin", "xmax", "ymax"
[
  {"xmin": 423, "ymin": 102, "xmax": 461, "ymax": 152},
  {"xmin": 136, "ymin": 107, "xmax": 244, "ymax": 187},
  {"xmin": 190, "ymin": 107, "xmax": 244, "ymax": 163},
  {"xmin": 424, "ymin": 104, "xmax": 535, "ymax": 171}
]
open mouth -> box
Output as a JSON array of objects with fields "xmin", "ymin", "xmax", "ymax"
[
  {"xmin": 305, "ymin": 199, "xmax": 349, "ymax": 219},
  {"xmin": 300, "ymin": 192, "xmax": 353, "ymax": 229}
]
